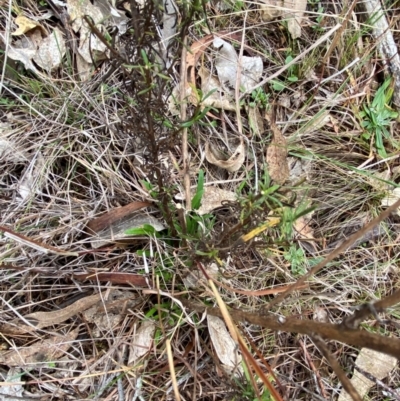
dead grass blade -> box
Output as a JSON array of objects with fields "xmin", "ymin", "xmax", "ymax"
[{"xmin": 0, "ymin": 225, "xmax": 78, "ymax": 256}]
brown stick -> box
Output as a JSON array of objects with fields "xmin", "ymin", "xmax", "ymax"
[
  {"xmin": 181, "ymin": 300, "xmax": 400, "ymax": 360},
  {"xmin": 311, "ymin": 335, "xmax": 362, "ymax": 401}
]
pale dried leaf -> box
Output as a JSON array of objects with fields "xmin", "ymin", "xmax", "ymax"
[
  {"xmin": 288, "ymin": 156, "xmax": 312, "ymax": 183},
  {"xmin": 207, "ymin": 315, "xmax": 242, "ymax": 371},
  {"xmin": 78, "ymin": 24, "xmax": 108, "ymax": 64},
  {"xmin": 293, "ymin": 216, "xmax": 314, "ymax": 241},
  {"xmin": 83, "ymin": 290, "xmax": 141, "ymax": 337},
  {"xmin": 66, "ymin": 0, "xmax": 106, "ymax": 63},
  {"xmin": 76, "ymin": 53, "xmax": 93, "ymax": 81},
  {"xmin": 6, "ymin": 35, "xmax": 41, "ymax": 73},
  {"xmin": 198, "ymin": 66, "xmax": 236, "ymax": 111},
  {"xmin": 95, "ymin": 0, "xmax": 128, "ymax": 35},
  {"xmin": 161, "ymin": 0, "xmax": 177, "ymax": 62},
  {"xmin": 0, "ymin": 137, "xmax": 28, "ymax": 163},
  {"xmin": 381, "ymin": 187, "xmax": 400, "ymax": 216},
  {"xmin": 247, "ymin": 106, "xmax": 264, "ymax": 136},
  {"xmin": 128, "ymin": 320, "xmax": 156, "ymax": 365},
  {"xmin": 313, "ymin": 306, "xmax": 329, "ymax": 323},
  {"xmin": 33, "ymin": 28, "xmax": 66, "ymax": 71},
  {"xmin": 213, "ymin": 37, "xmax": 263, "ymax": 92},
  {"xmin": 205, "ymin": 139, "xmax": 245, "ymax": 172},
  {"xmin": 338, "ymin": 348, "xmax": 397, "ymax": 401},
  {"xmin": 89, "ymin": 212, "xmax": 165, "ymax": 248},
  {"xmin": 368, "ymin": 169, "xmax": 391, "ymax": 192},
  {"xmin": 167, "ymin": 84, "xmax": 193, "ymax": 115},
  {"xmin": 12, "ymin": 16, "xmax": 45, "ymax": 36},
  {"xmin": 0, "ymin": 368, "xmax": 23, "ymax": 398},
  {"xmin": 197, "ymin": 186, "xmax": 236, "ymax": 215},
  {"xmin": 266, "ymin": 121, "xmax": 289, "ymax": 184},
  {"xmin": 284, "ymin": 0, "xmax": 307, "ymax": 39},
  {"xmin": 18, "ymin": 151, "xmax": 46, "ymax": 201},
  {"xmin": 183, "ymin": 262, "xmax": 219, "ymax": 288},
  {"xmin": 0, "ymin": 328, "xmax": 78, "ymax": 367},
  {"xmin": 260, "ymin": 0, "xmax": 283, "ymax": 21}
]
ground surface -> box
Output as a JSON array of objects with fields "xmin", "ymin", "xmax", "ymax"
[{"xmin": 1, "ymin": 0, "xmax": 400, "ymax": 400}]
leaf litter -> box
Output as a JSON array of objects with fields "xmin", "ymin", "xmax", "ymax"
[{"xmin": 2, "ymin": 0, "xmax": 400, "ymax": 399}]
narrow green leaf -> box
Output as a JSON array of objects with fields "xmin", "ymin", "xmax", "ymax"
[{"xmin": 191, "ymin": 169, "xmax": 205, "ymax": 210}]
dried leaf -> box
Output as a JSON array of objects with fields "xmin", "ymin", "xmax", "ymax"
[
  {"xmin": 128, "ymin": 320, "xmax": 156, "ymax": 365},
  {"xmin": 313, "ymin": 306, "xmax": 329, "ymax": 323},
  {"xmin": 381, "ymin": 187, "xmax": 400, "ymax": 216},
  {"xmin": 33, "ymin": 28, "xmax": 66, "ymax": 71},
  {"xmin": 293, "ymin": 216, "xmax": 315, "ymax": 241},
  {"xmin": 73, "ymin": 271, "xmax": 148, "ymax": 286},
  {"xmin": 87, "ymin": 201, "xmax": 151, "ymax": 233},
  {"xmin": 160, "ymin": 0, "xmax": 177, "ymax": 62},
  {"xmin": 87, "ymin": 201, "xmax": 165, "ymax": 248},
  {"xmin": 197, "ymin": 186, "xmax": 236, "ymax": 215},
  {"xmin": 259, "ymin": 0, "xmax": 283, "ymax": 21},
  {"xmin": 198, "ymin": 66, "xmax": 236, "ymax": 111},
  {"xmin": 266, "ymin": 117, "xmax": 289, "ymax": 184},
  {"xmin": 12, "ymin": 16, "xmax": 46, "ymax": 36},
  {"xmin": 205, "ymin": 139, "xmax": 245, "ymax": 172},
  {"xmin": 66, "ymin": 0, "xmax": 106, "ymax": 63},
  {"xmin": 6, "ymin": 33, "xmax": 42, "ymax": 74},
  {"xmin": 338, "ymin": 348, "xmax": 397, "ymax": 401},
  {"xmin": 183, "ymin": 262, "xmax": 219, "ymax": 289},
  {"xmin": 0, "ymin": 368, "xmax": 23, "ymax": 397},
  {"xmin": 368, "ymin": 169, "xmax": 391, "ymax": 192},
  {"xmin": 247, "ymin": 106, "xmax": 264, "ymax": 136},
  {"xmin": 18, "ymin": 151, "xmax": 46, "ymax": 201},
  {"xmin": 83, "ymin": 290, "xmax": 141, "ymax": 337},
  {"xmin": 207, "ymin": 315, "xmax": 242, "ymax": 372},
  {"xmin": 284, "ymin": 0, "xmax": 307, "ymax": 39},
  {"xmin": 185, "ymin": 32, "xmax": 241, "ymax": 105},
  {"xmin": 0, "ymin": 328, "xmax": 78, "ymax": 367},
  {"xmin": 213, "ymin": 37, "xmax": 263, "ymax": 92}
]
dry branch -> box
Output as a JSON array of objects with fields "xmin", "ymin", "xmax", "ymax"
[{"xmin": 182, "ymin": 300, "xmax": 400, "ymax": 360}]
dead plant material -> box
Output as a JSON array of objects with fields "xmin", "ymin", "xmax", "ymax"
[
  {"xmin": 182, "ymin": 299, "xmax": 400, "ymax": 360},
  {"xmin": 73, "ymin": 271, "xmax": 149, "ymax": 286},
  {"xmin": 362, "ymin": 0, "xmax": 400, "ymax": 107},
  {"xmin": 186, "ymin": 32, "xmax": 241, "ymax": 95},
  {"xmin": 1, "ymin": 292, "xmax": 106, "ymax": 334},
  {"xmin": 0, "ymin": 328, "xmax": 79, "ymax": 367},
  {"xmin": 265, "ymin": 110, "xmax": 289, "ymax": 184},
  {"xmin": 205, "ymin": 138, "xmax": 245, "ymax": 172},
  {"xmin": 311, "ymin": 335, "xmax": 363, "ymax": 401},
  {"xmin": 0, "ymin": 225, "xmax": 78, "ymax": 256},
  {"xmin": 264, "ymin": 197, "xmax": 400, "ymax": 311},
  {"xmin": 86, "ymin": 201, "xmax": 151, "ymax": 233}
]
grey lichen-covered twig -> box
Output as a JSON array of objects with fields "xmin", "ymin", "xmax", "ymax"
[{"xmin": 363, "ymin": 0, "xmax": 400, "ymax": 108}]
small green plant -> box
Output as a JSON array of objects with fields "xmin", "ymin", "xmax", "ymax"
[
  {"xmin": 312, "ymin": 5, "xmax": 325, "ymax": 32},
  {"xmin": 271, "ymin": 53, "xmax": 299, "ymax": 91},
  {"xmin": 284, "ymin": 244, "xmax": 306, "ymax": 276},
  {"xmin": 233, "ymin": 360, "xmax": 273, "ymax": 401},
  {"xmin": 360, "ymin": 78, "xmax": 399, "ymax": 158},
  {"xmin": 249, "ymin": 88, "xmax": 270, "ymax": 109}
]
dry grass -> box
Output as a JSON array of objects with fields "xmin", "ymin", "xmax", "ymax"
[{"xmin": 1, "ymin": 0, "xmax": 400, "ymax": 400}]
